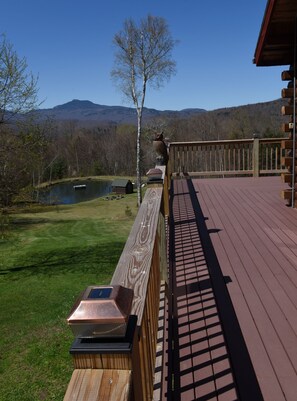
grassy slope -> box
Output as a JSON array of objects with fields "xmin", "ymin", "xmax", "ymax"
[{"xmin": 0, "ymin": 194, "xmax": 137, "ymax": 401}]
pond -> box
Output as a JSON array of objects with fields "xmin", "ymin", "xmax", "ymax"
[{"xmin": 39, "ymin": 180, "xmax": 112, "ymax": 205}]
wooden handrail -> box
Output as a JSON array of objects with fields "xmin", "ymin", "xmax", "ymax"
[
  {"xmin": 111, "ymin": 186, "xmax": 163, "ymax": 323},
  {"xmin": 169, "ymin": 138, "xmax": 283, "ymax": 146},
  {"xmin": 169, "ymin": 138, "xmax": 254, "ymax": 146},
  {"xmin": 110, "ymin": 185, "xmax": 164, "ymax": 401}
]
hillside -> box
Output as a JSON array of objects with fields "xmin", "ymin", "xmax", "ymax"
[
  {"xmin": 32, "ymin": 98, "xmax": 288, "ymax": 140},
  {"xmin": 35, "ymin": 99, "xmax": 206, "ymax": 125},
  {"xmin": 168, "ymin": 98, "xmax": 288, "ymax": 141}
]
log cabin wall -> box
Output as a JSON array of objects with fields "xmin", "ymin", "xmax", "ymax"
[
  {"xmin": 281, "ymin": 69, "xmax": 297, "ymax": 207},
  {"xmin": 254, "ymin": 0, "xmax": 297, "ymax": 207}
]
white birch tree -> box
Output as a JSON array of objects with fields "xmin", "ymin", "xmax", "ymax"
[{"xmin": 111, "ymin": 15, "xmax": 177, "ymax": 206}]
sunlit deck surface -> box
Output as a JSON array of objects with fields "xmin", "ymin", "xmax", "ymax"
[{"xmin": 159, "ymin": 176, "xmax": 297, "ymax": 401}]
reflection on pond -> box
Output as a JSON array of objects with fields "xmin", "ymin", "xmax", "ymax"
[{"xmin": 39, "ymin": 180, "xmax": 112, "ymax": 205}]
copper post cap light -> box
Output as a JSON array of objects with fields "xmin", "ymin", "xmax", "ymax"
[{"xmin": 67, "ymin": 285, "xmax": 134, "ymax": 338}]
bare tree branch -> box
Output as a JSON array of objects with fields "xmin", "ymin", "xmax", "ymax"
[{"xmin": 0, "ymin": 34, "xmax": 39, "ymax": 124}]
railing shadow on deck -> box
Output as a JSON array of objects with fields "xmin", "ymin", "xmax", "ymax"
[{"xmin": 164, "ymin": 177, "xmax": 264, "ymax": 401}]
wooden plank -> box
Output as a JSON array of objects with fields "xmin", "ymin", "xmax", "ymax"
[
  {"xmin": 63, "ymin": 369, "xmax": 131, "ymax": 401},
  {"xmin": 171, "ymin": 179, "xmax": 221, "ymax": 400},
  {"xmin": 217, "ymin": 187, "xmax": 297, "ymax": 330},
  {"xmin": 73, "ymin": 354, "xmax": 131, "ymax": 370},
  {"xmin": 171, "ymin": 179, "xmax": 264, "ymax": 401},
  {"xmin": 196, "ymin": 186, "xmax": 283, "ymax": 401},
  {"xmin": 179, "ymin": 170, "xmax": 253, "ymax": 177},
  {"xmin": 206, "ymin": 178, "xmax": 297, "ymax": 289},
  {"xmin": 197, "ymin": 182, "xmax": 284, "ymax": 400},
  {"xmin": 194, "ymin": 177, "xmax": 297, "ymax": 400},
  {"xmin": 111, "ymin": 187, "xmax": 163, "ymax": 324}
]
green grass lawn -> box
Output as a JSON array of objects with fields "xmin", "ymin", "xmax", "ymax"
[{"xmin": 0, "ymin": 194, "xmax": 137, "ymax": 401}]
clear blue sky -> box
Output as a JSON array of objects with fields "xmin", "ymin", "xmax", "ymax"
[{"xmin": 1, "ymin": 0, "xmax": 284, "ymax": 111}]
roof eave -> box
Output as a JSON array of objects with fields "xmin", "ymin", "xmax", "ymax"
[{"xmin": 254, "ymin": 0, "xmax": 277, "ymax": 66}]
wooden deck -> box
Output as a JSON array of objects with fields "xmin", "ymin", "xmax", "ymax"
[{"xmin": 161, "ymin": 176, "xmax": 297, "ymax": 401}]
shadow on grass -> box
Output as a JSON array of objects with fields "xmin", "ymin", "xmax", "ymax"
[
  {"xmin": 0, "ymin": 241, "xmax": 125, "ymax": 279},
  {"xmin": 11, "ymin": 217, "xmax": 51, "ymax": 226}
]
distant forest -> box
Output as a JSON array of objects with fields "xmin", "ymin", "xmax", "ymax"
[
  {"xmin": 43, "ymin": 98, "xmax": 288, "ymax": 179},
  {"xmin": 0, "ymin": 98, "xmax": 288, "ymax": 205},
  {"xmin": 168, "ymin": 98, "xmax": 287, "ymax": 141}
]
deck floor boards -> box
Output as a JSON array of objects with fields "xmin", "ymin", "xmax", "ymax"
[
  {"xmin": 160, "ymin": 176, "xmax": 297, "ymax": 401},
  {"xmin": 192, "ymin": 176, "xmax": 297, "ymax": 401},
  {"xmin": 164, "ymin": 179, "xmax": 243, "ymax": 401}
]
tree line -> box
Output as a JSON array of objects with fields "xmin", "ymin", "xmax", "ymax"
[
  {"xmin": 1, "ymin": 95, "xmax": 287, "ymax": 208},
  {"xmin": 0, "ymin": 119, "xmax": 141, "ymax": 206}
]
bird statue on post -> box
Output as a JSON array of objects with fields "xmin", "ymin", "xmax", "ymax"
[{"xmin": 153, "ymin": 132, "xmax": 169, "ymax": 165}]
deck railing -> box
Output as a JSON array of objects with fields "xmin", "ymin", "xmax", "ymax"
[
  {"xmin": 169, "ymin": 138, "xmax": 285, "ymax": 177},
  {"xmin": 63, "ymin": 167, "xmax": 168, "ymax": 401},
  {"xmin": 62, "ymin": 137, "xmax": 286, "ymax": 401}
]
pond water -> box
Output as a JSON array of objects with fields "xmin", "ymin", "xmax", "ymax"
[{"xmin": 39, "ymin": 180, "xmax": 112, "ymax": 205}]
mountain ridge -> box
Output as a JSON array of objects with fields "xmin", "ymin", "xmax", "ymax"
[
  {"xmin": 34, "ymin": 98, "xmax": 287, "ymax": 134},
  {"xmin": 35, "ymin": 99, "xmax": 207, "ymax": 125}
]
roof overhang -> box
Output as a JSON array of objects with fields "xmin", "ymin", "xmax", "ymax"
[{"xmin": 254, "ymin": 0, "xmax": 297, "ymax": 66}]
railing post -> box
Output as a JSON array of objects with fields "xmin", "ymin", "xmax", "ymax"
[
  {"xmin": 253, "ymin": 135, "xmax": 260, "ymax": 177},
  {"xmin": 146, "ymin": 166, "xmax": 169, "ymax": 284},
  {"xmin": 163, "ymin": 167, "xmax": 170, "ymax": 218},
  {"xmin": 167, "ymin": 144, "xmax": 172, "ymax": 187},
  {"xmin": 64, "ymin": 286, "xmax": 136, "ymax": 401}
]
